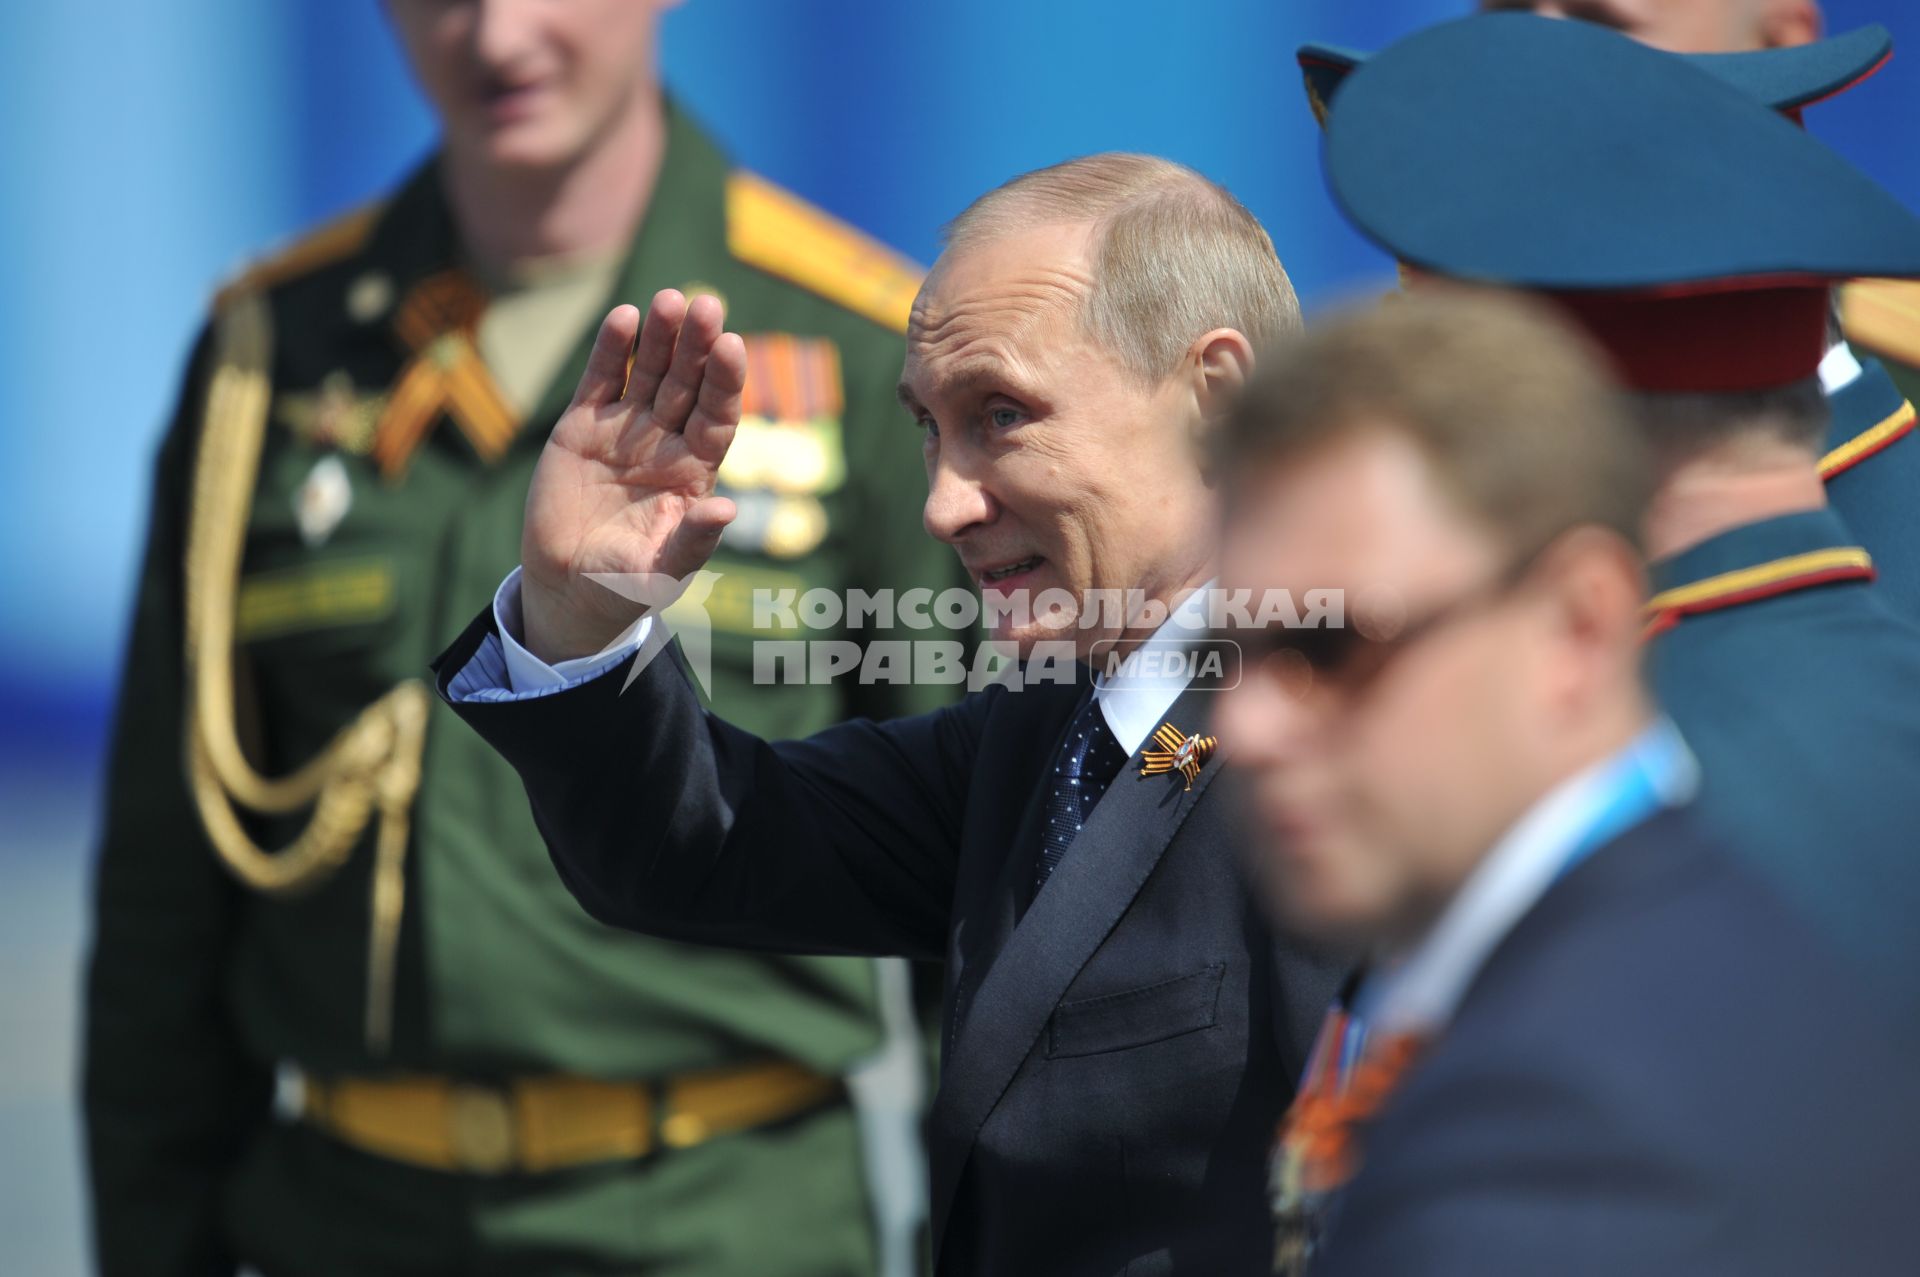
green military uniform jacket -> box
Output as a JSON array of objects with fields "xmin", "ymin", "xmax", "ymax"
[{"xmin": 85, "ymin": 102, "xmax": 959, "ymax": 1275}]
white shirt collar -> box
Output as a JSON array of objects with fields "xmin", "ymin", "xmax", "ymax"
[
  {"xmin": 1821, "ymin": 340, "xmax": 1866, "ymax": 396},
  {"xmin": 1360, "ymin": 719, "xmax": 1699, "ymax": 1039},
  {"xmin": 1092, "ymin": 582, "xmax": 1215, "ymax": 755}
]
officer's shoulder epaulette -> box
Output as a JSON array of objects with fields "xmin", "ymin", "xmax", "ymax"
[
  {"xmin": 726, "ymin": 171, "xmax": 923, "ymax": 335},
  {"xmin": 213, "ymin": 200, "xmax": 385, "ymax": 313},
  {"xmin": 1844, "ymin": 278, "xmax": 1920, "ymax": 369}
]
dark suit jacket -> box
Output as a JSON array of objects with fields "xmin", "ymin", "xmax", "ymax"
[
  {"xmin": 1315, "ymin": 808, "xmax": 1920, "ymax": 1277},
  {"xmin": 435, "ymin": 611, "xmax": 1344, "ymax": 1276}
]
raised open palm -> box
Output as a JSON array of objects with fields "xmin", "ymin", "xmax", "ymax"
[{"xmin": 520, "ymin": 289, "xmax": 747, "ymax": 663}]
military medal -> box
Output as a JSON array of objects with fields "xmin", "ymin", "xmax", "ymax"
[
  {"xmin": 346, "ymin": 270, "xmax": 394, "ymax": 324},
  {"xmin": 276, "ymin": 370, "xmax": 384, "ymax": 455},
  {"xmin": 295, "ymin": 455, "xmax": 353, "ymax": 547},
  {"xmin": 1138, "ymin": 722, "xmax": 1217, "ymax": 790}
]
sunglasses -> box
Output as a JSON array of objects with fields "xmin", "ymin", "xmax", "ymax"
[{"xmin": 1218, "ymin": 539, "xmax": 1554, "ymax": 698}]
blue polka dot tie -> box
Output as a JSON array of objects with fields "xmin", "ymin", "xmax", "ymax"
[{"xmin": 1036, "ymin": 694, "xmax": 1134, "ymax": 891}]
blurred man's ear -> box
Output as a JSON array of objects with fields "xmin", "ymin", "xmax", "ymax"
[
  {"xmin": 1527, "ymin": 526, "xmax": 1650, "ymax": 717},
  {"xmin": 1543, "ymin": 528, "xmax": 1649, "ymax": 659},
  {"xmin": 1759, "ymin": 0, "xmax": 1822, "ymax": 48}
]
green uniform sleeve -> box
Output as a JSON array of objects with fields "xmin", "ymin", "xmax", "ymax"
[
  {"xmin": 835, "ymin": 331, "xmax": 977, "ymax": 722},
  {"xmin": 84, "ymin": 322, "xmax": 273, "ymax": 1277}
]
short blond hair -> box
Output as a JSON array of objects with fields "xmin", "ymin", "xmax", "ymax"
[
  {"xmin": 1223, "ymin": 291, "xmax": 1653, "ymax": 556},
  {"xmin": 943, "ymin": 153, "xmax": 1302, "ymax": 385}
]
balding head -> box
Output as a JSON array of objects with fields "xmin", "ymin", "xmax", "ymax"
[
  {"xmin": 939, "ymin": 153, "xmax": 1301, "ymax": 386},
  {"xmin": 901, "ymin": 155, "xmax": 1291, "ymax": 657}
]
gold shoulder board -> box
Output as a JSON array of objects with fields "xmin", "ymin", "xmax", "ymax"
[
  {"xmin": 726, "ymin": 172, "xmax": 924, "ymax": 334},
  {"xmin": 1843, "ymin": 278, "xmax": 1920, "ymax": 370},
  {"xmin": 213, "ymin": 200, "xmax": 384, "ymax": 311}
]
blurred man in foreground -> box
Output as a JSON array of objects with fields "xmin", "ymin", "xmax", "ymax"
[
  {"xmin": 84, "ymin": 1, "xmax": 956, "ymax": 1273},
  {"xmin": 1221, "ymin": 290, "xmax": 1920, "ymax": 1277}
]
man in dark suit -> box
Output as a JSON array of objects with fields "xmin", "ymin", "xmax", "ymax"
[
  {"xmin": 433, "ymin": 154, "xmax": 1345, "ymax": 1276},
  {"xmin": 1216, "ymin": 288, "xmax": 1920, "ymax": 1276}
]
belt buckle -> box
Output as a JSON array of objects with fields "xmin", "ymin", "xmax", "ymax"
[{"xmin": 448, "ymin": 1083, "xmax": 516, "ymax": 1174}]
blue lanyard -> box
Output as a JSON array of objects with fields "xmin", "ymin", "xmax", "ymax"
[
  {"xmin": 1334, "ymin": 721, "xmax": 1697, "ymax": 1081},
  {"xmin": 1556, "ymin": 719, "xmax": 1697, "ymax": 883}
]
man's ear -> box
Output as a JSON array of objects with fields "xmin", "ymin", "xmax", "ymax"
[
  {"xmin": 1528, "ymin": 526, "xmax": 1649, "ymax": 718},
  {"xmin": 1539, "ymin": 526, "xmax": 1649, "ymax": 659},
  {"xmin": 1190, "ymin": 328, "xmax": 1256, "ymax": 423},
  {"xmin": 1759, "ymin": 0, "xmax": 1821, "ymax": 49},
  {"xmin": 1183, "ymin": 329, "xmax": 1254, "ymax": 483}
]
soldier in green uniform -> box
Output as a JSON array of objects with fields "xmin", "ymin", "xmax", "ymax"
[{"xmin": 83, "ymin": 3, "xmax": 962, "ymax": 1274}]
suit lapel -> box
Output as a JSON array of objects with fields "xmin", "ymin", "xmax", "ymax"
[
  {"xmin": 944, "ymin": 691, "xmax": 1082, "ymax": 1044},
  {"xmin": 945, "ymin": 682, "xmax": 1087, "ymax": 1053},
  {"xmin": 929, "ymin": 680, "xmax": 1228, "ymax": 1250}
]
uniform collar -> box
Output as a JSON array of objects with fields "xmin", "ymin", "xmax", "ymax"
[
  {"xmin": 353, "ymin": 158, "xmax": 463, "ymax": 315},
  {"xmin": 1821, "ymin": 352, "xmax": 1917, "ymax": 480},
  {"xmin": 1646, "ymin": 508, "xmax": 1874, "ymax": 628},
  {"xmin": 522, "ymin": 98, "xmax": 732, "ymax": 435},
  {"xmin": 615, "ymin": 96, "xmax": 733, "ymax": 286},
  {"xmin": 354, "ymin": 99, "xmax": 735, "ymax": 441}
]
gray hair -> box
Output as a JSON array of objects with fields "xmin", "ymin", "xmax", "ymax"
[{"xmin": 942, "ymin": 153, "xmax": 1302, "ymax": 385}]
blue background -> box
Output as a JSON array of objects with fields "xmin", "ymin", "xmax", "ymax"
[{"xmin": 4, "ymin": 1, "xmax": 1914, "ymax": 1269}]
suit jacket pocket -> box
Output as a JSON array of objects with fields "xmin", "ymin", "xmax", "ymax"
[{"xmin": 1046, "ymin": 963, "xmax": 1226, "ymax": 1059}]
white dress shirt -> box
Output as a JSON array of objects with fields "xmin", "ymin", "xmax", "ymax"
[{"xmin": 1089, "ymin": 582, "xmax": 1215, "ymax": 754}]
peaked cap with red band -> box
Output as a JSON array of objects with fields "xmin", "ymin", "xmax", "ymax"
[{"xmin": 1315, "ymin": 14, "xmax": 1920, "ymax": 394}]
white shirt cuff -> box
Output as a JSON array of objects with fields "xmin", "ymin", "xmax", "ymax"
[{"xmin": 444, "ymin": 567, "xmax": 655, "ymax": 702}]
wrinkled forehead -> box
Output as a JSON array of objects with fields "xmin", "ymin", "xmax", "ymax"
[{"xmin": 906, "ymin": 224, "xmax": 1099, "ymax": 363}]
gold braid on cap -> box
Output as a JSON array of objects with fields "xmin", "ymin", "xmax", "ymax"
[{"xmin": 181, "ymin": 285, "xmax": 428, "ymax": 1054}]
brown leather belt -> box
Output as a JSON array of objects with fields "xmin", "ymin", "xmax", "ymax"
[{"xmin": 298, "ymin": 1060, "xmax": 842, "ymax": 1174}]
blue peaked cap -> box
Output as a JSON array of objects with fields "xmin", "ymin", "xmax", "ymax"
[
  {"xmin": 1314, "ymin": 14, "xmax": 1920, "ymax": 391},
  {"xmin": 1320, "ymin": 14, "xmax": 1920, "ymax": 292},
  {"xmin": 1298, "ymin": 21, "xmax": 1892, "ymax": 124}
]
